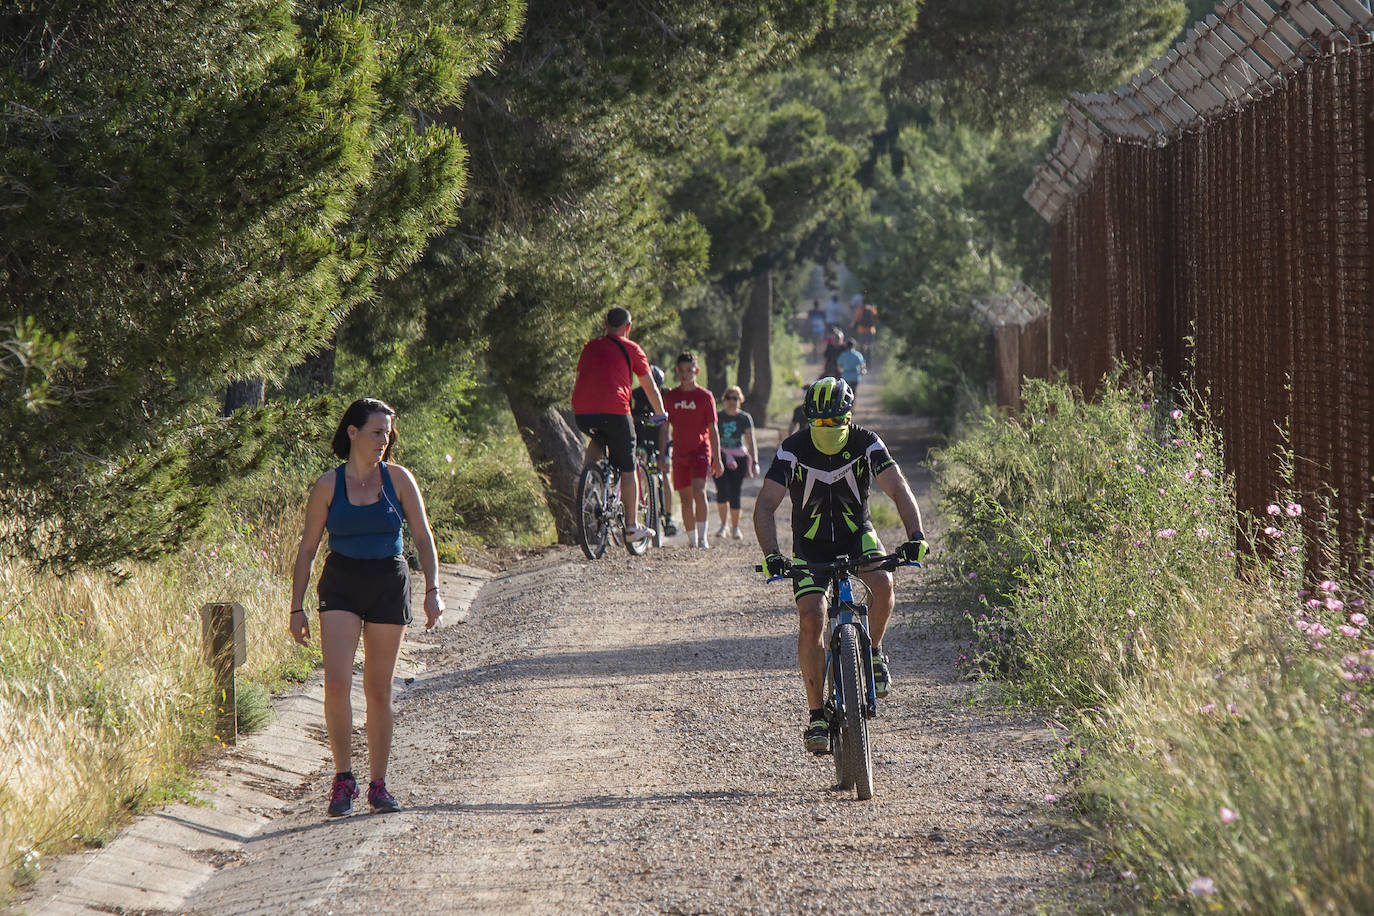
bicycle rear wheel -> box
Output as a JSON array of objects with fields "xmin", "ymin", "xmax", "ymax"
[
  {"xmin": 576, "ymin": 463, "xmax": 610, "ymax": 560},
  {"xmin": 838, "ymin": 624, "xmax": 874, "ymax": 800}
]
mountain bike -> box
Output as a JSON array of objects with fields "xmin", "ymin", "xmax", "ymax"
[{"xmin": 761, "ymin": 552, "xmax": 918, "ymax": 800}]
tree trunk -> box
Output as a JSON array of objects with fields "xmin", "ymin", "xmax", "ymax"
[
  {"xmin": 222, "ymin": 379, "xmax": 265, "ymax": 416},
  {"xmin": 736, "ymin": 311, "xmax": 752, "ymax": 396},
  {"xmin": 289, "ymin": 339, "xmax": 336, "ymax": 391},
  {"xmin": 741, "ymin": 271, "xmax": 773, "ymax": 426},
  {"xmin": 506, "ymin": 389, "xmax": 585, "ymax": 544}
]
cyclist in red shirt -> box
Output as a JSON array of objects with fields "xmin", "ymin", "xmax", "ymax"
[
  {"xmin": 665, "ymin": 352, "xmax": 723, "ymax": 547},
  {"xmin": 571, "ymin": 308, "xmax": 667, "ymax": 543}
]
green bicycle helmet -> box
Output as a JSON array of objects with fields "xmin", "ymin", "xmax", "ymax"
[{"xmin": 804, "ymin": 377, "xmax": 854, "ymax": 420}]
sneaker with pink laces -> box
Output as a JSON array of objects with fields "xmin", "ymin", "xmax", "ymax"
[
  {"xmin": 327, "ymin": 773, "xmax": 358, "ymax": 817},
  {"xmin": 368, "ymin": 779, "xmax": 401, "ymax": 814}
]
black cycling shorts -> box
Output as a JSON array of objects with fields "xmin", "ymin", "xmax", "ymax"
[
  {"xmin": 317, "ymin": 551, "xmax": 413, "ymax": 625},
  {"xmin": 791, "ymin": 529, "xmax": 885, "ymax": 601},
  {"xmin": 575, "ymin": 412, "xmax": 636, "ymax": 473}
]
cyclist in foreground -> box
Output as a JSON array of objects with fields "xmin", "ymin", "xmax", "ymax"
[
  {"xmin": 752, "ymin": 377, "xmax": 929, "ymax": 753},
  {"xmin": 571, "ymin": 307, "xmax": 667, "ymax": 544}
]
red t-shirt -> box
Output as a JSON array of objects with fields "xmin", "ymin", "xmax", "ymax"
[
  {"xmin": 666, "ymin": 386, "xmax": 717, "ymax": 456},
  {"xmin": 571, "ymin": 335, "xmax": 650, "ymax": 415}
]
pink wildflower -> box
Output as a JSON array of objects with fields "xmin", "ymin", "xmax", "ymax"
[
  {"xmin": 1189, "ymin": 877, "xmax": 1216, "ymax": 897},
  {"xmin": 1200, "ymin": 703, "xmax": 1215, "ymax": 713},
  {"xmin": 1170, "ymin": 409, "xmax": 1184, "ymax": 420},
  {"xmin": 1201, "ymin": 468, "xmax": 1213, "ymax": 478},
  {"xmin": 1195, "ymin": 527, "xmax": 1209, "ymax": 539},
  {"xmin": 1044, "ymin": 793, "xmax": 1058, "ymax": 803},
  {"xmin": 1307, "ymin": 598, "xmax": 1322, "ymax": 609},
  {"xmin": 1226, "ymin": 703, "xmax": 1240, "ymax": 715},
  {"xmin": 1351, "ymin": 613, "xmax": 1368, "ymax": 627},
  {"xmin": 1263, "ymin": 526, "xmax": 1282, "ymax": 538},
  {"xmin": 1135, "ymin": 464, "xmax": 1146, "ymax": 474},
  {"xmin": 1340, "ymin": 625, "xmax": 1361, "ymax": 639},
  {"xmin": 1327, "ymin": 597, "xmax": 1345, "ymax": 612},
  {"xmin": 1286, "ymin": 502, "xmax": 1302, "ymax": 516},
  {"xmin": 1156, "ymin": 528, "xmax": 1177, "ymax": 539},
  {"xmin": 1320, "ymin": 580, "xmax": 1340, "ymax": 593},
  {"xmin": 1266, "ymin": 504, "xmax": 1282, "ymax": 515},
  {"xmin": 1219, "ymin": 807, "xmax": 1239, "ymax": 824}
]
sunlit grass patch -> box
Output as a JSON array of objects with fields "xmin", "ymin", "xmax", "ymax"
[{"xmin": 0, "ymin": 476, "xmax": 309, "ymax": 899}]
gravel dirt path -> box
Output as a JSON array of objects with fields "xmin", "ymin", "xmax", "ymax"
[{"xmin": 177, "ymin": 371, "xmax": 1081, "ymax": 915}]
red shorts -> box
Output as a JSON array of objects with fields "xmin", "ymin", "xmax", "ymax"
[{"xmin": 671, "ymin": 448, "xmax": 710, "ymax": 491}]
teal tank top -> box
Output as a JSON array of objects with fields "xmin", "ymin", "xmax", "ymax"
[{"xmin": 326, "ymin": 463, "xmax": 405, "ymax": 559}]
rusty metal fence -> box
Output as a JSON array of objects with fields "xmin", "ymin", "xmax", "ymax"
[{"xmin": 1027, "ymin": 1, "xmax": 1374, "ymax": 555}]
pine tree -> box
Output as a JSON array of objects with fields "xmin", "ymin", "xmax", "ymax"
[{"xmin": 0, "ymin": 0, "xmax": 520, "ymax": 568}]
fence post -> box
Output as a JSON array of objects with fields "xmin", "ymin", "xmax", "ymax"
[{"xmin": 200, "ymin": 602, "xmax": 246, "ymax": 745}]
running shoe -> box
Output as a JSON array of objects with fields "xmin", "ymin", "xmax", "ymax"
[
  {"xmin": 803, "ymin": 720, "xmax": 831, "ymax": 754},
  {"xmin": 662, "ymin": 518, "xmax": 678, "ymax": 536},
  {"xmin": 327, "ymin": 773, "xmax": 358, "ymax": 817},
  {"xmin": 714, "ymin": 524, "xmax": 728, "ymax": 538},
  {"xmin": 873, "ymin": 652, "xmax": 893, "ymax": 699},
  {"xmin": 729, "ymin": 527, "xmax": 743, "ymax": 540},
  {"xmin": 368, "ymin": 779, "xmax": 401, "ymax": 814},
  {"xmin": 624, "ymin": 523, "xmax": 656, "ymax": 543}
]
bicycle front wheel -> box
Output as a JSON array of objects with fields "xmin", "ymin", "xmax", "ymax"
[
  {"xmin": 838, "ymin": 624, "xmax": 874, "ymax": 800},
  {"xmin": 624, "ymin": 460, "xmax": 650, "ymax": 556},
  {"xmin": 576, "ymin": 463, "xmax": 610, "ymax": 560},
  {"xmin": 645, "ymin": 467, "xmax": 663, "ymax": 549}
]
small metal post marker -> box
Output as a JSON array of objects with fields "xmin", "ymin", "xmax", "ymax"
[{"xmin": 200, "ymin": 602, "xmax": 246, "ymax": 745}]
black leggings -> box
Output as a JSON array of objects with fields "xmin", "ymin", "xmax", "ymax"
[{"xmin": 714, "ymin": 461, "xmax": 748, "ymax": 508}]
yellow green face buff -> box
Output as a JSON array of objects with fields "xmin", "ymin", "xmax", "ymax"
[{"xmin": 810, "ymin": 421, "xmax": 851, "ymax": 454}]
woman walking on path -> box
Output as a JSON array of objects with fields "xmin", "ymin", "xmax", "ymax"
[
  {"xmin": 289, "ymin": 398, "xmax": 445, "ymax": 817},
  {"xmin": 714, "ymin": 385, "xmax": 758, "ymax": 540}
]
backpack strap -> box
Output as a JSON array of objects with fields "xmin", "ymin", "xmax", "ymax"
[{"xmin": 606, "ymin": 334, "xmax": 634, "ymax": 377}]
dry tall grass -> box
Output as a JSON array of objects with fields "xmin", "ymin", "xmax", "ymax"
[{"xmin": 0, "ymin": 494, "xmax": 307, "ymax": 900}]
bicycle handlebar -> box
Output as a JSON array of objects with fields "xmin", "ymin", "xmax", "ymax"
[{"xmin": 754, "ymin": 552, "xmax": 921, "ymax": 583}]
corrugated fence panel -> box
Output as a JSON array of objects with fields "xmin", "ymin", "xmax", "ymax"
[{"xmin": 1038, "ymin": 39, "xmax": 1374, "ymax": 564}]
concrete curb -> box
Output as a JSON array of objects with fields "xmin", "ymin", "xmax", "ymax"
[{"xmin": 20, "ymin": 562, "xmax": 492, "ymax": 916}]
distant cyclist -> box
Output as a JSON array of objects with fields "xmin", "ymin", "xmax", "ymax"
[
  {"xmin": 853, "ymin": 300, "xmax": 878, "ymax": 352},
  {"xmin": 632, "ymin": 365, "xmax": 676, "ymax": 536},
  {"xmin": 752, "ymin": 377, "xmax": 929, "ymax": 754},
  {"xmin": 571, "ymin": 308, "xmax": 667, "ymax": 544}
]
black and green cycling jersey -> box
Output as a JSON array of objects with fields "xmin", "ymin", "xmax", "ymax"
[{"xmin": 764, "ymin": 424, "xmax": 896, "ymax": 546}]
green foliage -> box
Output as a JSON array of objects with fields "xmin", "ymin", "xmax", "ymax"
[
  {"xmin": 933, "ymin": 374, "xmax": 1235, "ymax": 704},
  {"xmin": 0, "ymin": 1, "xmax": 517, "ymax": 569},
  {"xmin": 937, "ymin": 380, "xmax": 1374, "ymax": 911},
  {"xmin": 895, "ymin": 0, "xmax": 1187, "ymax": 130}
]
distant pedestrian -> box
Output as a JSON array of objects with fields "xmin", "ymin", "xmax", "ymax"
[
  {"xmin": 836, "ymin": 339, "xmax": 867, "ymax": 391},
  {"xmin": 807, "ymin": 300, "xmax": 826, "ymax": 356},
  {"xmin": 714, "ymin": 386, "xmax": 758, "ymax": 540},
  {"xmin": 289, "ymin": 398, "xmax": 445, "ymax": 818},
  {"xmin": 824, "ymin": 294, "xmax": 847, "ymax": 332},
  {"xmin": 822, "ymin": 327, "xmax": 845, "ymax": 380}
]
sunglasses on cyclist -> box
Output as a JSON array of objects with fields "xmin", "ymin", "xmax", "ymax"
[{"xmin": 810, "ymin": 416, "xmax": 850, "ymax": 427}]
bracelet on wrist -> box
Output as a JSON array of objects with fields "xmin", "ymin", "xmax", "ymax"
[
  {"xmin": 290, "ymin": 609, "xmax": 305, "ymax": 615},
  {"xmin": 425, "ymin": 586, "xmax": 439, "ymax": 594}
]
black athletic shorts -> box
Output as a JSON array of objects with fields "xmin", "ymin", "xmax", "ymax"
[
  {"xmin": 791, "ymin": 529, "xmax": 885, "ymax": 600},
  {"xmin": 317, "ymin": 551, "xmax": 412, "ymax": 625},
  {"xmin": 575, "ymin": 412, "xmax": 636, "ymax": 473}
]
